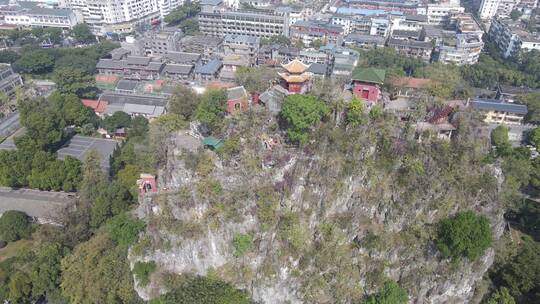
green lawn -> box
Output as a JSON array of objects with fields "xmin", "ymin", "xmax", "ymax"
[{"xmin": 0, "ymin": 239, "xmax": 33, "ymax": 262}]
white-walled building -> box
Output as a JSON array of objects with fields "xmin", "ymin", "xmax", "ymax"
[
  {"xmin": 63, "ymin": 0, "xmax": 167, "ymax": 34},
  {"xmin": 0, "ymin": 1, "xmax": 78, "ymax": 28},
  {"xmin": 489, "ymin": 18, "xmax": 540, "ymax": 58},
  {"xmin": 424, "ymin": 2, "xmax": 465, "ymax": 24},
  {"xmin": 478, "ymin": 0, "xmax": 501, "ymax": 20}
]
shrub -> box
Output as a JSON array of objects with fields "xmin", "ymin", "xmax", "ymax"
[
  {"xmin": 232, "ymin": 233, "xmax": 253, "ymax": 257},
  {"xmin": 0, "ymin": 210, "xmax": 32, "ymax": 242},
  {"xmin": 365, "ymin": 280, "xmax": 408, "ymax": 304},
  {"xmin": 107, "ymin": 213, "xmax": 146, "ymax": 246},
  {"xmin": 133, "ymin": 261, "xmax": 157, "ymax": 287},
  {"xmin": 436, "ymin": 211, "xmax": 492, "ymax": 260}
]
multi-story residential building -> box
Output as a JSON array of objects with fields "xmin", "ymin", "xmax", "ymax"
[
  {"xmin": 390, "ymin": 14, "xmax": 428, "ymax": 33},
  {"xmin": 387, "ymin": 38, "xmax": 433, "ymax": 61},
  {"xmin": 0, "ymin": 2, "xmax": 78, "ymax": 29},
  {"xmin": 179, "ymin": 35, "xmax": 223, "ymax": 59},
  {"xmin": 437, "ymin": 33, "xmax": 483, "ymax": 65},
  {"xmin": 198, "ymin": 3, "xmax": 290, "ymax": 38},
  {"xmin": 478, "ymin": 0, "xmax": 520, "ymax": 20},
  {"xmin": 478, "ymin": 0, "xmax": 501, "ymax": 20},
  {"xmin": 290, "ymin": 20, "xmax": 344, "ymax": 45},
  {"xmin": 96, "ymin": 55, "xmax": 165, "ymax": 80},
  {"xmin": 0, "ymin": 64, "xmax": 23, "ymax": 96},
  {"xmin": 141, "ymin": 27, "xmax": 183, "ymax": 56},
  {"xmin": 64, "ymin": 0, "xmax": 160, "ymax": 35},
  {"xmin": 223, "ymin": 34, "xmax": 260, "ymax": 65},
  {"xmin": 424, "ymin": 2, "xmax": 465, "ymax": 24},
  {"xmin": 489, "ymin": 18, "xmax": 540, "ymax": 58},
  {"xmin": 157, "ymin": 0, "xmax": 184, "ymax": 19},
  {"xmin": 344, "ymin": 32, "xmax": 386, "ymax": 49}
]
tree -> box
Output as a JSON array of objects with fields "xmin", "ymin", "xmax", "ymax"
[
  {"xmin": 280, "ymin": 94, "xmax": 329, "ymax": 144},
  {"xmin": 0, "ymin": 210, "xmax": 32, "ymax": 242},
  {"xmin": 519, "ymin": 93, "xmax": 540, "ymax": 123},
  {"xmin": 493, "ymin": 238, "xmax": 540, "ymax": 301},
  {"xmin": 106, "ymin": 213, "xmax": 146, "ymax": 247},
  {"xmin": 180, "ymin": 19, "xmax": 199, "ymax": 35},
  {"xmin": 436, "ymin": 211, "xmax": 492, "ymax": 260},
  {"xmin": 60, "ymin": 232, "xmax": 139, "ymax": 304},
  {"xmin": 194, "ymin": 89, "xmax": 227, "ymax": 131},
  {"xmin": 235, "ymin": 66, "xmax": 276, "ymax": 93},
  {"xmin": 365, "ymin": 280, "xmax": 408, "ymax": 304},
  {"xmin": 260, "ymin": 35, "xmax": 291, "ymax": 46},
  {"xmin": 510, "ymin": 10, "xmax": 522, "ymax": 21},
  {"xmin": 55, "ymin": 54, "xmax": 97, "ymax": 74},
  {"xmin": 487, "ymin": 287, "xmax": 516, "ymax": 304},
  {"xmin": 130, "ymin": 116, "xmax": 149, "ymax": 138},
  {"xmin": 53, "ymin": 67, "xmax": 98, "ymax": 98},
  {"xmin": 164, "ymin": 1, "xmax": 201, "ymax": 26},
  {"xmin": 90, "ymin": 181, "xmax": 133, "ymax": 228},
  {"xmin": 102, "ymin": 111, "xmax": 132, "ymax": 132},
  {"xmin": 29, "ymin": 243, "xmax": 68, "ymax": 299},
  {"xmin": 49, "ymin": 92, "xmax": 97, "ymax": 127},
  {"xmin": 529, "ymin": 127, "xmax": 540, "ymax": 148},
  {"xmin": 71, "ymin": 24, "xmax": 95, "ymax": 44},
  {"xmin": 0, "ymin": 50, "xmax": 20, "ymax": 64},
  {"xmin": 491, "ymin": 125, "xmax": 509, "ymax": 147},
  {"xmin": 346, "ymin": 97, "xmax": 366, "ymax": 127},
  {"xmin": 168, "ymin": 85, "xmax": 199, "ymax": 119},
  {"xmin": 14, "ymin": 50, "xmax": 54, "ymax": 74},
  {"xmin": 310, "ymin": 39, "xmax": 324, "ymax": 49}
]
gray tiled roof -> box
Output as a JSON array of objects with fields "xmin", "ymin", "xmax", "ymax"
[
  {"xmin": 471, "ymin": 98, "xmax": 528, "ymax": 115},
  {"xmin": 100, "ymin": 92, "xmax": 167, "ymax": 107},
  {"xmin": 96, "ymin": 59, "xmax": 126, "ymax": 70},
  {"xmin": 163, "ymin": 64, "xmax": 194, "ymax": 75},
  {"xmin": 307, "ymin": 63, "xmax": 327, "ymax": 75},
  {"xmin": 195, "ymin": 59, "xmax": 223, "ymax": 75},
  {"xmin": 227, "ymin": 86, "xmax": 248, "ymax": 100},
  {"xmin": 224, "ymin": 34, "xmax": 260, "ymax": 45},
  {"xmin": 166, "ymin": 51, "xmax": 201, "ymax": 64},
  {"xmin": 126, "ymin": 56, "xmax": 151, "ymax": 65}
]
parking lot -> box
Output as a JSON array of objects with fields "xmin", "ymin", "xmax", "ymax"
[{"xmin": 57, "ymin": 135, "xmax": 119, "ymax": 170}]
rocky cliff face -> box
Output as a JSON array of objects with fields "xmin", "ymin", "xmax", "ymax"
[{"xmin": 130, "ymin": 113, "xmax": 505, "ymax": 303}]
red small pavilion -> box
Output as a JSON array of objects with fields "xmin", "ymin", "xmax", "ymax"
[{"xmin": 278, "ymin": 59, "xmax": 311, "ymax": 94}]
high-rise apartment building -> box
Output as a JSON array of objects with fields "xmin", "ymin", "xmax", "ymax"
[
  {"xmin": 198, "ymin": 3, "xmax": 290, "ymax": 38},
  {"xmin": 64, "ymin": 0, "xmax": 184, "ymax": 34}
]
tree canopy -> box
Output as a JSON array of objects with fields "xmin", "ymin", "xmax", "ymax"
[
  {"xmin": 0, "ymin": 211, "xmax": 32, "ymax": 242},
  {"xmin": 436, "ymin": 211, "xmax": 492, "ymax": 260},
  {"xmin": 280, "ymin": 94, "xmax": 329, "ymax": 144},
  {"xmin": 194, "ymin": 89, "xmax": 227, "ymax": 132},
  {"xmin": 71, "ymin": 24, "xmax": 95, "ymax": 44}
]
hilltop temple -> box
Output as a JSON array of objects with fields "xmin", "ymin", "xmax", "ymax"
[{"xmin": 278, "ymin": 59, "xmax": 312, "ymax": 94}]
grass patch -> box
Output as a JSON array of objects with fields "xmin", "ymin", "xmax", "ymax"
[{"xmin": 0, "ymin": 239, "xmax": 33, "ymax": 262}]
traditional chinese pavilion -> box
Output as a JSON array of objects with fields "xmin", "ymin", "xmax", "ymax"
[{"xmin": 278, "ymin": 59, "xmax": 312, "ymax": 94}]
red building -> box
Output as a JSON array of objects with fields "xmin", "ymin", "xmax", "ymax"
[
  {"xmin": 226, "ymin": 86, "xmax": 249, "ymax": 114},
  {"xmin": 137, "ymin": 174, "xmax": 158, "ymax": 195},
  {"xmin": 351, "ymin": 67, "xmax": 386, "ymax": 104},
  {"xmin": 278, "ymin": 59, "xmax": 312, "ymax": 94}
]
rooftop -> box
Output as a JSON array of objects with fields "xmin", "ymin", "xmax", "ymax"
[
  {"xmin": 470, "ymin": 98, "xmax": 528, "ymax": 115},
  {"xmin": 352, "ymin": 67, "xmax": 386, "ymax": 84},
  {"xmin": 56, "ymin": 135, "xmax": 118, "ymax": 171},
  {"xmin": 281, "ymin": 59, "xmax": 310, "ymax": 74}
]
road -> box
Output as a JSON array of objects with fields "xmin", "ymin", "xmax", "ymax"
[{"xmin": 0, "ymin": 112, "xmax": 20, "ymax": 138}]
